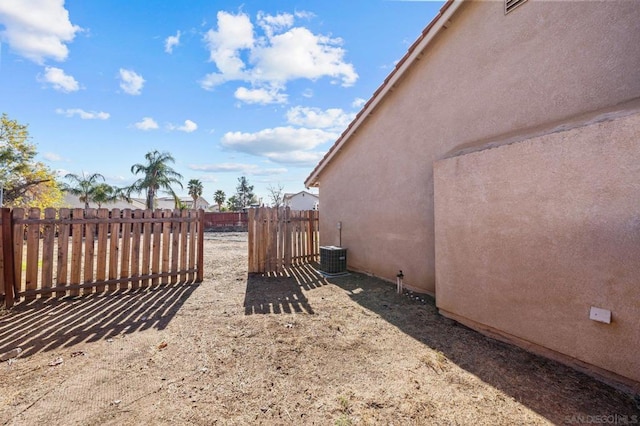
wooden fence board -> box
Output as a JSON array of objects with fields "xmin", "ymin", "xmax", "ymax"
[
  {"xmin": 152, "ymin": 210, "xmax": 162, "ymax": 286},
  {"xmin": 96, "ymin": 208, "xmax": 109, "ymax": 292},
  {"xmin": 188, "ymin": 211, "xmax": 196, "ymax": 282},
  {"xmin": 120, "ymin": 209, "xmax": 131, "ymax": 291},
  {"xmin": 41, "ymin": 208, "xmax": 56, "ymax": 297},
  {"xmin": 130, "ymin": 209, "xmax": 141, "ymax": 289},
  {"xmin": 161, "ymin": 210, "xmax": 171, "ymax": 285},
  {"xmin": 25, "ymin": 208, "xmax": 41, "ymax": 300},
  {"xmin": 56, "ymin": 208, "xmax": 70, "ymax": 297},
  {"xmin": 171, "ymin": 210, "xmax": 180, "ymax": 284},
  {"xmin": 141, "ymin": 209, "xmax": 152, "ymax": 287},
  {"xmin": 70, "ymin": 208, "xmax": 83, "ymax": 296},
  {"xmin": 12, "ymin": 209, "xmax": 25, "ymax": 296},
  {"xmin": 247, "ymin": 208, "xmax": 319, "ymax": 274},
  {"xmin": 180, "ymin": 210, "xmax": 188, "ymax": 283},
  {"xmin": 2, "ymin": 209, "xmax": 15, "ymax": 307},
  {"xmin": 196, "ymin": 210, "xmax": 204, "ymax": 283},
  {"xmin": 108, "ymin": 208, "xmax": 120, "ymax": 292},
  {"xmin": 83, "ymin": 208, "xmax": 96, "ymax": 295},
  {"xmin": 1, "ymin": 207, "xmax": 204, "ymax": 307}
]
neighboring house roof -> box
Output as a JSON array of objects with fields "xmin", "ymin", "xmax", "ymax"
[
  {"xmin": 63, "ymin": 194, "xmax": 210, "ymax": 210},
  {"xmin": 156, "ymin": 196, "xmax": 210, "ymax": 209},
  {"xmin": 283, "ymin": 190, "xmax": 319, "ymax": 201},
  {"xmin": 305, "ymin": 0, "xmax": 458, "ymax": 188},
  {"xmin": 62, "ymin": 193, "xmax": 138, "ymax": 210}
]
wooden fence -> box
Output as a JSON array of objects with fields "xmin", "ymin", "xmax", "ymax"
[
  {"xmin": 202, "ymin": 211, "xmax": 248, "ymax": 231},
  {"xmin": 0, "ymin": 207, "xmax": 204, "ymax": 308},
  {"xmin": 248, "ymin": 207, "xmax": 319, "ymax": 274}
]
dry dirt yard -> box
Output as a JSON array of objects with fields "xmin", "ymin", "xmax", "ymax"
[{"xmin": 1, "ymin": 232, "xmax": 638, "ymax": 425}]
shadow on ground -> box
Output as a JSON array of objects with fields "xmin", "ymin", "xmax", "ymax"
[
  {"xmin": 262, "ymin": 266, "xmax": 639, "ymax": 423},
  {"xmin": 0, "ymin": 282, "xmax": 199, "ymax": 357},
  {"xmin": 244, "ymin": 263, "xmax": 327, "ymax": 315}
]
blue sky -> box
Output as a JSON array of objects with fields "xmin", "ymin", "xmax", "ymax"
[{"xmin": 0, "ymin": 0, "xmax": 444, "ymax": 205}]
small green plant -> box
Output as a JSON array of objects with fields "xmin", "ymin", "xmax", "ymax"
[
  {"xmin": 335, "ymin": 414, "xmax": 353, "ymax": 426},
  {"xmin": 335, "ymin": 394, "xmax": 354, "ymax": 425}
]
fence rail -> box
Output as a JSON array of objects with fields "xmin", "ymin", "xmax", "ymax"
[
  {"xmin": 248, "ymin": 207, "xmax": 319, "ymax": 274},
  {"xmin": 1, "ymin": 207, "xmax": 204, "ymax": 308}
]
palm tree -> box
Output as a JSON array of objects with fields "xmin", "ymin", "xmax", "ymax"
[
  {"xmin": 187, "ymin": 179, "xmax": 203, "ymax": 210},
  {"xmin": 214, "ymin": 189, "xmax": 225, "ymax": 211},
  {"xmin": 91, "ymin": 183, "xmax": 118, "ymax": 208},
  {"xmin": 62, "ymin": 172, "xmax": 105, "ymax": 209},
  {"xmin": 129, "ymin": 150, "xmax": 183, "ymax": 209}
]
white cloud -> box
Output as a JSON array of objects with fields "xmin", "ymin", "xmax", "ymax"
[
  {"xmin": 201, "ymin": 11, "xmax": 253, "ymax": 88},
  {"xmin": 134, "ymin": 117, "xmax": 158, "ymax": 130},
  {"xmin": 257, "ymin": 11, "xmax": 294, "ymax": 37},
  {"xmin": 0, "ymin": 0, "xmax": 81, "ymax": 64},
  {"xmin": 56, "ymin": 108, "xmax": 110, "ymax": 120},
  {"xmin": 38, "ymin": 66, "xmax": 79, "ymax": 92},
  {"xmin": 200, "ymin": 10, "xmax": 358, "ymax": 100},
  {"xmin": 234, "ymin": 86, "xmax": 287, "ymax": 105},
  {"xmin": 43, "ymin": 152, "xmax": 63, "ymax": 161},
  {"xmin": 188, "ymin": 162, "xmax": 287, "ymax": 175},
  {"xmin": 119, "ymin": 68, "xmax": 145, "ymax": 95},
  {"xmin": 352, "ymin": 97, "xmax": 367, "ymax": 108},
  {"xmin": 164, "ymin": 30, "xmax": 181, "ymax": 53},
  {"xmin": 261, "ymin": 151, "xmax": 325, "ymax": 166},
  {"xmin": 168, "ymin": 119, "xmax": 198, "ymax": 133},
  {"xmin": 252, "ymin": 27, "xmax": 357, "ymax": 86},
  {"xmin": 286, "ymin": 106, "xmax": 354, "ymax": 130},
  {"xmin": 221, "ymin": 126, "xmax": 337, "ymax": 166}
]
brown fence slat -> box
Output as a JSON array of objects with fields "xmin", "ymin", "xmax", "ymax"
[
  {"xmin": 188, "ymin": 211, "xmax": 196, "ymax": 282},
  {"xmin": 56, "ymin": 208, "xmax": 70, "ymax": 297},
  {"xmin": 151, "ymin": 209, "xmax": 162, "ymax": 286},
  {"xmin": 83, "ymin": 208, "xmax": 96, "ymax": 295},
  {"xmin": 196, "ymin": 210, "xmax": 204, "ymax": 283},
  {"xmin": 161, "ymin": 209, "xmax": 171, "ymax": 285},
  {"xmin": 96, "ymin": 208, "xmax": 109, "ymax": 292},
  {"xmin": 2, "ymin": 208, "xmax": 15, "ymax": 307},
  {"xmin": 70, "ymin": 208, "xmax": 83, "ymax": 296},
  {"xmin": 41, "ymin": 208, "xmax": 56, "ymax": 297},
  {"xmin": 141, "ymin": 209, "xmax": 152, "ymax": 287},
  {"xmin": 120, "ymin": 209, "xmax": 132, "ymax": 291},
  {"xmin": 179, "ymin": 210, "xmax": 188, "ymax": 283},
  {"xmin": 247, "ymin": 207, "xmax": 319, "ymax": 274},
  {"xmin": 130, "ymin": 209, "xmax": 142, "ymax": 289},
  {"xmin": 108, "ymin": 208, "xmax": 120, "ymax": 292},
  {"xmin": 0, "ymin": 206, "xmax": 204, "ymax": 304},
  {"xmin": 247, "ymin": 209, "xmax": 255, "ymax": 273},
  {"xmin": 25, "ymin": 208, "xmax": 41, "ymax": 300},
  {"xmin": 170, "ymin": 210, "xmax": 180, "ymax": 284}
]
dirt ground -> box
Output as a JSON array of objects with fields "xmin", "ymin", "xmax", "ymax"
[{"xmin": 0, "ymin": 232, "xmax": 638, "ymax": 425}]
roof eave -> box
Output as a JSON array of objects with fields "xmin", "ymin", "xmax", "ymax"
[{"xmin": 304, "ymin": 0, "xmax": 463, "ymax": 188}]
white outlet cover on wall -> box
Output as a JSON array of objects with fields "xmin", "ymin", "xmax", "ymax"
[{"xmin": 589, "ymin": 306, "xmax": 611, "ymax": 324}]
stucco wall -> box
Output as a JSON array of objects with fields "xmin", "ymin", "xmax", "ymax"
[
  {"xmin": 315, "ymin": 0, "xmax": 640, "ymax": 293},
  {"xmin": 434, "ymin": 112, "xmax": 640, "ymax": 386}
]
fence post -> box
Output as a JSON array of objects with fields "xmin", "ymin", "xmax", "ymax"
[
  {"xmin": 196, "ymin": 209, "xmax": 204, "ymax": 282},
  {"xmin": 2, "ymin": 208, "xmax": 15, "ymax": 308}
]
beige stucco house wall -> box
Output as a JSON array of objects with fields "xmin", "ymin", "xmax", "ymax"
[
  {"xmin": 435, "ymin": 110, "xmax": 640, "ymax": 389},
  {"xmin": 305, "ymin": 0, "xmax": 640, "ymax": 389}
]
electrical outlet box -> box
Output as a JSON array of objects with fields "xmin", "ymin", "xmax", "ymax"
[{"xmin": 589, "ymin": 306, "xmax": 611, "ymax": 324}]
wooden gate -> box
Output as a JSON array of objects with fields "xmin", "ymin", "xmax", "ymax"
[
  {"xmin": 247, "ymin": 207, "xmax": 319, "ymax": 274},
  {"xmin": 1, "ymin": 207, "xmax": 204, "ymax": 308}
]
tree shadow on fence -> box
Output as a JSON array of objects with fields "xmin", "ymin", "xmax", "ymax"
[
  {"xmin": 327, "ymin": 272, "xmax": 639, "ymax": 423},
  {"xmin": 244, "ymin": 263, "xmax": 327, "ymax": 315},
  {"xmin": 0, "ymin": 282, "xmax": 199, "ymax": 358}
]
